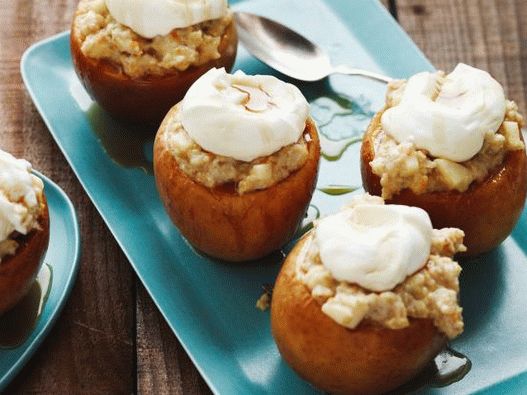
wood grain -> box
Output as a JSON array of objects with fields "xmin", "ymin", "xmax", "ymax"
[
  {"xmin": 0, "ymin": 0, "xmax": 526, "ymax": 394},
  {"xmin": 395, "ymin": 0, "xmax": 527, "ymax": 112},
  {"xmin": 136, "ymin": 284, "xmax": 212, "ymax": 395}
]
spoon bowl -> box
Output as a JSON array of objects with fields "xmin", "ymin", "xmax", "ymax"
[{"xmin": 235, "ymin": 12, "xmax": 392, "ymax": 83}]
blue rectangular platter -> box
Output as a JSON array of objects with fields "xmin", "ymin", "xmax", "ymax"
[{"xmin": 21, "ymin": 0, "xmax": 527, "ymax": 393}]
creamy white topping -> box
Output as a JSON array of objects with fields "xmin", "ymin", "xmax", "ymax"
[
  {"xmin": 0, "ymin": 150, "xmax": 43, "ymax": 247},
  {"xmin": 105, "ymin": 0, "xmax": 228, "ymax": 38},
  {"xmin": 180, "ymin": 68, "xmax": 309, "ymax": 162},
  {"xmin": 314, "ymin": 203, "xmax": 433, "ymax": 292},
  {"xmin": 381, "ymin": 63, "xmax": 506, "ymax": 162}
]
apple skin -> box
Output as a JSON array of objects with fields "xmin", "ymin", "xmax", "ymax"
[{"xmin": 0, "ymin": 197, "xmax": 49, "ymax": 315}]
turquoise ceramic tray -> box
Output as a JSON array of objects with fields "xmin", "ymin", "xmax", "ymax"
[
  {"xmin": 0, "ymin": 172, "xmax": 80, "ymax": 391},
  {"xmin": 21, "ymin": 0, "xmax": 527, "ymax": 393}
]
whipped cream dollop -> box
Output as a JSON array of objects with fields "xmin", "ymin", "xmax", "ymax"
[
  {"xmin": 314, "ymin": 203, "xmax": 433, "ymax": 292},
  {"xmin": 105, "ymin": 0, "xmax": 228, "ymax": 38},
  {"xmin": 180, "ymin": 68, "xmax": 310, "ymax": 162},
  {"xmin": 0, "ymin": 150, "xmax": 44, "ymax": 245},
  {"xmin": 381, "ymin": 63, "xmax": 506, "ymax": 162}
]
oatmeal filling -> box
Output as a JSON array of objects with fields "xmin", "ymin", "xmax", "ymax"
[
  {"xmin": 371, "ymin": 79, "xmax": 525, "ymax": 199},
  {"xmin": 73, "ymin": 0, "xmax": 232, "ymax": 78},
  {"xmin": 296, "ymin": 198, "xmax": 465, "ymax": 339},
  {"xmin": 0, "ymin": 175, "xmax": 44, "ymax": 262},
  {"xmin": 161, "ymin": 105, "xmax": 310, "ymax": 194}
]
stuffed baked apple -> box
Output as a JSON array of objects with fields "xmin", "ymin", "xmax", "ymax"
[
  {"xmin": 70, "ymin": 0, "xmax": 238, "ymax": 123},
  {"xmin": 361, "ymin": 64, "xmax": 527, "ymax": 256},
  {"xmin": 272, "ymin": 194, "xmax": 464, "ymax": 395},
  {"xmin": 154, "ymin": 68, "xmax": 320, "ymax": 261}
]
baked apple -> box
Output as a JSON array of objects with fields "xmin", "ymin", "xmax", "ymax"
[
  {"xmin": 154, "ymin": 68, "xmax": 320, "ymax": 261},
  {"xmin": 70, "ymin": 0, "xmax": 238, "ymax": 124},
  {"xmin": 271, "ymin": 194, "xmax": 465, "ymax": 394},
  {"xmin": 361, "ymin": 64, "xmax": 527, "ymax": 256},
  {"xmin": 0, "ymin": 151, "xmax": 49, "ymax": 314}
]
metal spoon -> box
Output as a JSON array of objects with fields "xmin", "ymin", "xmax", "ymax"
[{"xmin": 234, "ymin": 12, "xmax": 393, "ymax": 84}]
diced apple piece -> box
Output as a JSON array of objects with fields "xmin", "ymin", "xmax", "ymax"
[
  {"xmin": 434, "ymin": 159, "xmax": 472, "ymax": 192},
  {"xmin": 502, "ymin": 121, "xmax": 525, "ymax": 150}
]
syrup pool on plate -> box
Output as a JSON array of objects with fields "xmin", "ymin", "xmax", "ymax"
[
  {"xmin": 390, "ymin": 348, "xmax": 471, "ymax": 394},
  {"xmin": 87, "ymin": 104, "xmax": 154, "ymax": 174}
]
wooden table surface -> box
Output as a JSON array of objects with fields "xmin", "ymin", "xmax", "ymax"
[{"xmin": 1, "ymin": 0, "xmax": 525, "ymax": 393}]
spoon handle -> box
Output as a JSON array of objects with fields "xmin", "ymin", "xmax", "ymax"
[{"xmin": 332, "ymin": 65, "xmax": 393, "ymax": 83}]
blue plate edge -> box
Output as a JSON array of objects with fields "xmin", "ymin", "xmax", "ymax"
[{"xmin": 0, "ymin": 171, "xmax": 82, "ymax": 391}]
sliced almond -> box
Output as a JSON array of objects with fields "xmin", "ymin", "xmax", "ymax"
[{"xmin": 232, "ymin": 84, "xmax": 270, "ymax": 112}]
